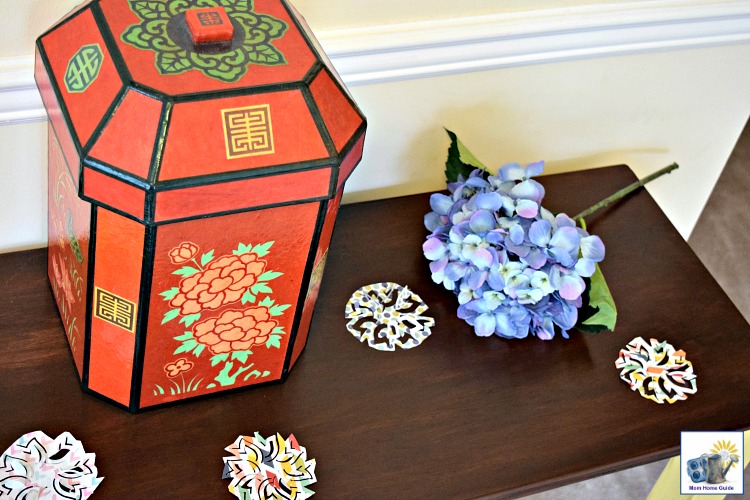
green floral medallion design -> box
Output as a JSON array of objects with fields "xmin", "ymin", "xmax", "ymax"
[{"xmin": 121, "ymin": 0, "xmax": 288, "ymax": 83}]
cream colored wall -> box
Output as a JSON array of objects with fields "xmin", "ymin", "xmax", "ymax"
[{"xmin": 1, "ymin": 0, "xmax": 749, "ymax": 253}]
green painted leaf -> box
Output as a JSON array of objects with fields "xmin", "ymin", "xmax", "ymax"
[
  {"xmin": 258, "ymin": 297, "xmax": 274, "ymax": 308},
  {"xmin": 174, "ymin": 331, "xmax": 194, "ymax": 342},
  {"xmin": 200, "ymin": 250, "xmax": 215, "ymax": 267},
  {"xmin": 162, "ymin": 309, "xmax": 180, "ymax": 324},
  {"xmin": 211, "ymin": 353, "xmax": 230, "ymax": 367},
  {"xmin": 231, "ymin": 351, "xmax": 252, "ymax": 364},
  {"xmin": 154, "ymin": 384, "xmax": 164, "ymax": 395},
  {"xmin": 180, "ymin": 313, "xmax": 201, "ymax": 328},
  {"xmin": 576, "ymin": 264, "xmax": 618, "ymax": 334},
  {"xmin": 247, "ymin": 44, "xmax": 285, "ymax": 65},
  {"xmin": 266, "ymin": 335, "xmax": 282, "ymax": 349},
  {"xmin": 272, "ymin": 326, "xmax": 285, "ymax": 335},
  {"xmin": 258, "ymin": 270, "xmax": 282, "ymax": 281},
  {"xmin": 234, "ymin": 243, "xmax": 253, "ymax": 255},
  {"xmin": 174, "ymin": 339, "xmax": 198, "ymax": 355},
  {"xmin": 131, "ymin": 1, "xmax": 170, "ymax": 20},
  {"xmin": 262, "ymin": 371, "xmax": 271, "ymax": 377},
  {"xmin": 160, "ymin": 287, "xmax": 179, "ymax": 301},
  {"xmin": 251, "ymin": 283, "xmax": 273, "ymax": 295},
  {"xmin": 444, "ymin": 128, "xmax": 488, "ymax": 184},
  {"xmin": 173, "ymin": 266, "xmax": 199, "ymax": 277},
  {"xmin": 252, "ymin": 241, "xmax": 275, "ymax": 257},
  {"xmin": 269, "ymin": 304, "xmax": 291, "ymax": 317},
  {"xmin": 156, "ymin": 52, "xmax": 191, "ymax": 75},
  {"xmin": 207, "ymin": 383, "xmax": 216, "ymax": 389},
  {"xmin": 242, "ymin": 290, "xmax": 256, "ymax": 305},
  {"xmin": 244, "ymin": 370, "xmax": 262, "ymax": 381},
  {"xmin": 193, "ymin": 344, "xmax": 205, "ymax": 358}
]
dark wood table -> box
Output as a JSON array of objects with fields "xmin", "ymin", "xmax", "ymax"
[{"xmin": 2, "ymin": 165, "xmax": 749, "ymax": 499}]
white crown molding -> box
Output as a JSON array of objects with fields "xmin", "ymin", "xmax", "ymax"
[{"xmin": 2, "ymin": 0, "xmax": 750, "ymax": 126}]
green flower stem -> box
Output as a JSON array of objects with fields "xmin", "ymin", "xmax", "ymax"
[{"xmin": 573, "ymin": 163, "xmax": 679, "ymax": 222}]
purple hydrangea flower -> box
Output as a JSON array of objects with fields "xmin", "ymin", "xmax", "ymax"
[{"xmin": 423, "ymin": 161, "xmax": 605, "ymax": 340}]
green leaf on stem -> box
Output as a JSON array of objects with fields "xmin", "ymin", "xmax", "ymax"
[
  {"xmin": 576, "ymin": 264, "xmax": 617, "ymax": 334},
  {"xmin": 444, "ymin": 128, "xmax": 488, "ymax": 184}
]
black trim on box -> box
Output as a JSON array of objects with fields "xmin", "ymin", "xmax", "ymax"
[
  {"xmin": 148, "ymin": 100, "xmax": 174, "ymax": 185},
  {"xmin": 90, "ymin": 0, "xmax": 133, "ymax": 85},
  {"xmin": 129, "ymin": 224, "xmax": 158, "ymax": 411},
  {"xmin": 335, "ymin": 125, "xmax": 368, "ymax": 188},
  {"xmin": 172, "ymin": 79, "xmax": 306, "ymax": 103},
  {"xmin": 153, "ymin": 157, "xmax": 335, "ymax": 191},
  {"xmin": 34, "ymin": 40, "xmax": 83, "ymax": 159},
  {"xmin": 81, "ymin": 85, "xmax": 130, "ymax": 156},
  {"xmin": 81, "ymin": 204, "xmax": 98, "ymax": 389},
  {"xmin": 281, "ymin": 199, "xmax": 328, "ymax": 376},
  {"xmin": 301, "ymin": 73, "xmax": 339, "ymax": 160},
  {"xmin": 151, "ymin": 194, "xmax": 331, "ymax": 225},
  {"xmin": 80, "ymin": 384, "xmax": 134, "ymax": 413},
  {"xmin": 83, "ymin": 157, "xmax": 151, "ymax": 189},
  {"xmin": 37, "ymin": 2, "xmax": 92, "ymax": 41}
]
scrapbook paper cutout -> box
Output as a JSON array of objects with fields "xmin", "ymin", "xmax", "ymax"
[
  {"xmin": 223, "ymin": 433, "xmax": 316, "ymax": 500},
  {"xmin": 0, "ymin": 431, "xmax": 102, "ymax": 499},
  {"xmin": 615, "ymin": 337, "xmax": 697, "ymax": 404},
  {"xmin": 345, "ymin": 283, "xmax": 435, "ymax": 351}
]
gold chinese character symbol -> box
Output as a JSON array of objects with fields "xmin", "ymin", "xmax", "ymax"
[
  {"xmin": 94, "ymin": 287, "xmax": 137, "ymax": 333},
  {"xmin": 222, "ymin": 105, "xmax": 275, "ymax": 160}
]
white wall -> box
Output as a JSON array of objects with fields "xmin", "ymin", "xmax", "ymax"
[{"xmin": 1, "ymin": 0, "xmax": 750, "ymax": 252}]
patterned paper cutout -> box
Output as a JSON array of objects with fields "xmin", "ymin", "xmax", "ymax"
[
  {"xmin": 615, "ymin": 336, "xmax": 697, "ymax": 404},
  {"xmin": 0, "ymin": 431, "xmax": 102, "ymax": 499},
  {"xmin": 223, "ymin": 433, "xmax": 316, "ymax": 500},
  {"xmin": 345, "ymin": 283, "xmax": 435, "ymax": 351}
]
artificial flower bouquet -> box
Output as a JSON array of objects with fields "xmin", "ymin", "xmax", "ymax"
[{"xmin": 423, "ymin": 130, "xmax": 676, "ymax": 340}]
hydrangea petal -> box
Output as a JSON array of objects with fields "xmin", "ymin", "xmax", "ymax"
[
  {"xmin": 422, "ymin": 238, "xmax": 446, "ymax": 260},
  {"xmin": 471, "ymin": 247, "xmax": 494, "ymax": 270},
  {"xmin": 515, "ymin": 199, "xmax": 539, "ymax": 218},
  {"xmin": 529, "ymin": 220, "xmax": 551, "ymax": 246},
  {"xmin": 470, "ymin": 210, "xmax": 496, "ymax": 233},
  {"xmin": 559, "ymin": 274, "xmax": 586, "ymax": 300},
  {"xmin": 430, "ymin": 193, "xmax": 453, "ymax": 215},
  {"xmin": 525, "ymin": 160, "xmax": 544, "ymax": 178},
  {"xmin": 475, "ymin": 192, "xmax": 503, "ymax": 211},
  {"xmin": 509, "ymin": 224, "xmax": 525, "ymax": 245},
  {"xmin": 499, "ymin": 162, "xmax": 525, "ymax": 181},
  {"xmin": 574, "ymin": 258, "xmax": 595, "ymax": 277},
  {"xmin": 475, "ymin": 313, "xmax": 496, "ymax": 336},
  {"xmin": 580, "ymin": 235, "xmax": 605, "ymax": 262},
  {"xmin": 511, "ymin": 179, "xmax": 545, "ymax": 203}
]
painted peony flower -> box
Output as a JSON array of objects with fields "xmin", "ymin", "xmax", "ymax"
[
  {"xmin": 170, "ymin": 253, "xmax": 267, "ymax": 315},
  {"xmin": 193, "ymin": 307, "xmax": 277, "ymax": 354}
]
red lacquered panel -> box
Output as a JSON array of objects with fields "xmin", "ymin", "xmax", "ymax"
[
  {"xmin": 88, "ymin": 89, "xmax": 163, "ymax": 180},
  {"xmin": 82, "ymin": 167, "xmax": 147, "ymax": 220},
  {"xmin": 99, "ymin": 0, "xmax": 316, "ymax": 95},
  {"xmin": 89, "ymin": 209, "xmax": 144, "ymax": 406},
  {"xmin": 40, "ymin": 8, "xmax": 123, "ymax": 146},
  {"xmin": 290, "ymin": 190, "xmax": 343, "ymax": 367},
  {"xmin": 310, "ymin": 69, "xmax": 363, "ymax": 152},
  {"xmin": 154, "ymin": 166, "xmax": 332, "ymax": 222},
  {"xmin": 159, "ymin": 90, "xmax": 329, "ymax": 181},
  {"xmin": 35, "ymin": 51, "xmax": 81, "ymax": 186},
  {"xmin": 47, "ymin": 125, "xmax": 91, "ymax": 378},
  {"xmin": 140, "ymin": 201, "xmax": 319, "ymax": 407}
]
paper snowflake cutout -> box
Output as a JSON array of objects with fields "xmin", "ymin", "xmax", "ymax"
[
  {"xmin": 0, "ymin": 431, "xmax": 102, "ymax": 499},
  {"xmin": 345, "ymin": 282, "xmax": 435, "ymax": 351},
  {"xmin": 615, "ymin": 336, "xmax": 697, "ymax": 404},
  {"xmin": 223, "ymin": 433, "xmax": 316, "ymax": 500}
]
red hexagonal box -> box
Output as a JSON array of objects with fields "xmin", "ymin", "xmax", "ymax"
[{"xmin": 35, "ymin": 0, "xmax": 366, "ymax": 411}]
